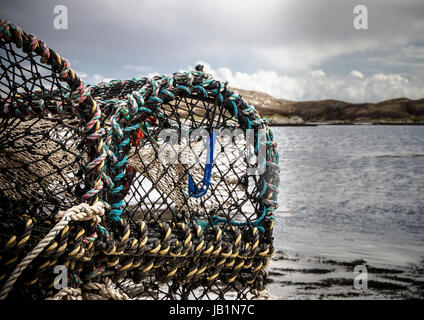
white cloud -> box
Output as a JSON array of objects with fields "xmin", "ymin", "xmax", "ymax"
[
  {"xmin": 310, "ymin": 70, "xmax": 326, "ymax": 77},
  {"xmin": 199, "ymin": 61, "xmax": 424, "ymax": 103},
  {"xmin": 350, "ymin": 70, "xmax": 364, "ymax": 79},
  {"xmin": 76, "ymin": 71, "xmax": 113, "ymax": 84},
  {"xmin": 199, "ymin": 61, "xmax": 306, "ymax": 101}
]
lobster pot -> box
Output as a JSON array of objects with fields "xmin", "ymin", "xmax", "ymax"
[{"xmin": 0, "ymin": 20, "xmax": 279, "ymax": 300}]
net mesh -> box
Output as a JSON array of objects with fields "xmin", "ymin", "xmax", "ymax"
[{"xmin": 0, "ymin": 20, "xmax": 279, "ymax": 300}]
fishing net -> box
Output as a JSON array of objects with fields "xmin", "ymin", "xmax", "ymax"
[{"xmin": 0, "ymin": 20, "xmax": 279, "ymax": 300}]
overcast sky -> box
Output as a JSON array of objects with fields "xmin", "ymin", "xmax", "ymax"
[{"xmin": 2, "ymin": 0, "xmax": 424, "ymax": 102}]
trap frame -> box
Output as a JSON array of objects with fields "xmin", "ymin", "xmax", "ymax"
[{"xmin": 0, "ymin": 20, "xmax": 279, "ymax": 300}]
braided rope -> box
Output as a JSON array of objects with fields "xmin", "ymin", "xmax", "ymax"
[
  {"xmin": 0, "ymin": 202, "xmax": 105, "ymax": 300},
  {"xmin": 83, "ymin": 278, "xmax": 130, "ymax": 300},
  {"xmin": 46, "ymin": 277, "xmax": 129, "ymax": 300},
  {"xmin": 45, "ymin": 288, "xmax": 82, "ymax": 300}
]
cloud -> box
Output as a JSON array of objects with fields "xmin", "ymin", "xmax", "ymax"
[
  {"xmin": 350, "ymin": 70, "xmax": 364, "ymax": 79},
  {"xmin": 402, "ymin": 45, "xmax": 424, "ymax": 59},
  {"xmin": 2, "ymin": 0, "xmax": 424, "ymax": 75},
  {"xmin": 365, "ymin": 44, "xmax": 424, "ymax": 68},
  {"xmin": 199, "ymin": 61, "xmax": 424, "ymax": 102},
  {"xmin": 75, "ymin": 71, "xmax": 113, "ymax": 84},
  {"xmin": 123, "ymin": 65, "xmax": 153, "ymax": 73},
  {"xmin": 366, "ymin": 56, "xmax": 424, "ymax": 68},
  {"xmin": 253, "ymin": 40, "xmax": 380, "ymax": 71},
  {"xmin": 199, "ymin": 62, "xmax": 306, "ymax": 101},
  {"xmin": 310, "ymin": 70, "xmax": 326, "ymax": 77},
  {"xmin": 3, "ymin": 0, "xmax": 424, "ymax": 103}
]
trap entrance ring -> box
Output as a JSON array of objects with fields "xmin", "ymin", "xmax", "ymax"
[{"xmin": 0, "ymin": 20, "xmax": 279, "ymax": 300}]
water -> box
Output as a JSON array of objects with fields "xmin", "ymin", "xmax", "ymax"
[{"xmin": 272, "ymin": 125, "xmax": 424, "ymax": 267}]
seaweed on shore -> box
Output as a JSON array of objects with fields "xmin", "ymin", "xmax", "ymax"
[{"xmin": 274, "ymin": 268, "xmax": 335, "ymax": 274}]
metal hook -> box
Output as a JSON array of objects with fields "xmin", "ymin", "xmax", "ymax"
[{"xmin": 188, "ymin": 131, "xmax": 216, "ymax": 198}]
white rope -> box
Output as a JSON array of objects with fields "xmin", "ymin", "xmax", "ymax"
[
  {"xmin": 45, "ymin": 288, "xmax": 82, "ymax": 300},
  {"xmin": 0, "ymin": 201, "xmax": 105, "ymax": 300},
  {"xmin": 251, "ymin": 288, "xmax": 270, "ymax": 300},
  {"xmin": 47, "ymin": 277, "xmax": 129, "ymax": 300},
  {"xmin": 83, "ymin": 278, "xmax": 130, "ymax": 300}
]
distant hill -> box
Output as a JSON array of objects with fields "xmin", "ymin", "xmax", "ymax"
[{"xmin": 232, "ymin": 87, "xmax": 424, "ymax": 125}]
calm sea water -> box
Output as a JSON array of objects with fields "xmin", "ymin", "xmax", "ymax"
[{"xmin": 272, "ymin": 125, "xmax": 424, "ymax": 267}]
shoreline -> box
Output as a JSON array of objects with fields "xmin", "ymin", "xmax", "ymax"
[
  {"xmin": 267, "ymin": 121, "xmax": 424, "ymax": 127},
  {"xmin": 267, "ymin": 250, "xmax": 424, "ymax": 300}
]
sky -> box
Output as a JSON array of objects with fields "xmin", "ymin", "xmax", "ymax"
[{"xmin": 1, "ymin": 0, "xmax": 424, "ymax": 102}]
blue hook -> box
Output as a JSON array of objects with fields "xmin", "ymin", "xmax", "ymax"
[{"xmin": 188, "ymin": 131, "xmax": 216, "ymax": 198}]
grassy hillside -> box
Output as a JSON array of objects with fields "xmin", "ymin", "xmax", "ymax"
[{"xmin": 232, "ymin": 88, "xmax": 424, "ymax": 125}]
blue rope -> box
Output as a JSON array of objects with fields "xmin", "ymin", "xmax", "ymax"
[
  {"xmin": 148, "ymin": 96, "xmax": 163, "ymax": 103},
  {"xmin": 109, "ymin": 200, "xmax": 124, "ymax": 221},
  {"xmin": 177, "ymin": 85, "xmax": 191, "ymax": 95},
  {"xmin": 197, "ymin": 206, "xmax": 270, "ymax": 233},
  {"xmin": 193, "ymin": 85, "xmax": 208, "ymax": 97}
]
